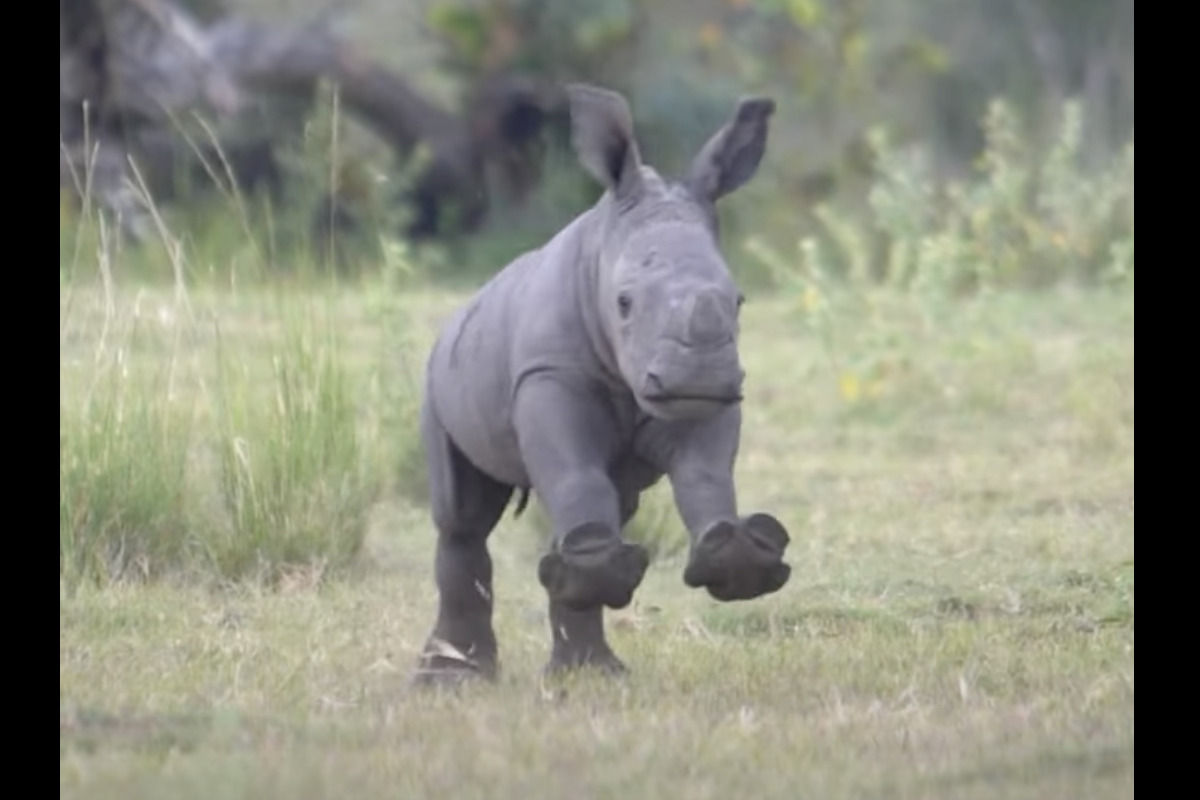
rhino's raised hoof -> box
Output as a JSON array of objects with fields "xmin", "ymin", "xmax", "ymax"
[
  {"xmin": 684, "ymin": 513, "xmax": 791, "ymax": 601},
  {"xmin": 538, "ymin": 523, "xmax": 650, "ymax": 611}
]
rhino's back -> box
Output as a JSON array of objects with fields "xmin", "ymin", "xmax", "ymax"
[{"xmin": 425, "ymin": 250, "xmax": 543, "ymax": 487}]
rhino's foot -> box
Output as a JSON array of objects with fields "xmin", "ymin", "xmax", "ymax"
[
  {"xmin": 538, "ymin": 522, "xmax": 650, "ymax": 611},
  {"xmin": 410, "ymin": 634, "xmax": 498, "ymax": 690},
  {"xmin": 544, "ymin": 649, "xmax": 628, "ymax": 679},
  {"xmin": 684, "ymin": 513, "xmax": 791, "ymax": 601}
]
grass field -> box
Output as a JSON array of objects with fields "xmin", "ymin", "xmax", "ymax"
[{"xmin": 60, "ymin": 270, "xmax": 1133, "ymax": 798}]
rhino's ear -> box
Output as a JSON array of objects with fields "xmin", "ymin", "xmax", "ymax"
[
  {"xmin": 566, "ymin": 83, "xmax": 644, "ymax": 202},
  {"xmin": 684, "ymin": 96, "xmax": 775, "ymax": 204}
]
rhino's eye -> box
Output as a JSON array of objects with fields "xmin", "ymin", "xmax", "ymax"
[
  {"xmin": 736, "ymin": 293, "xmax": 745, "ymax": 310},
  {"xmin": 617, "ymin": 293, "xmax": 633, "ymax": 319}
]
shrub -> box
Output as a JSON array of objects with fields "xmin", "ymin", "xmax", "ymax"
[
  {"xmin": 747, "ymin": 98, "xmax": 1135, "ymax": 296},
  {"xmin": 60, "ymin": 341, "xmax": 196, "ymax": 588},
  {"xmin": 205, "ymin": 300, "xmax": 378, "ymax": 583}
]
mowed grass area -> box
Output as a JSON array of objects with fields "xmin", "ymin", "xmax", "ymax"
[{"xmin": 60, "ymin": 277, "xmax": 1134, "ymax": 800}]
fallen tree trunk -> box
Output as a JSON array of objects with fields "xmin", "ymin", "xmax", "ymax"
[{"xmin": 60, "ymin": 0, "xmax": 559, "ymax": 246}]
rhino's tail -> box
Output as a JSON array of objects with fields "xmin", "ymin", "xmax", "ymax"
[{"xmin": 513, "ymin": 487, "xmax": 531, "ymax": 519}]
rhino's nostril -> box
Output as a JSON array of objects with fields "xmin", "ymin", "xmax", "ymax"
[{"xmin": 644, "ymin": 372, "xmax": 665, "ymax": 396}]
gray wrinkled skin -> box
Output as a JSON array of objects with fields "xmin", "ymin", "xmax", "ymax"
[{"xmin": 413, "ymin": 84, "xmax": 792, "ymax": 686}]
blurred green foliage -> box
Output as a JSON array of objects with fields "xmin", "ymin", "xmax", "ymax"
[
  {"xmin": 62, "ymin": 0, "xmax": 1133, "ymax": 290},
  {"xmin": 747, "ymin": 98, "xmax": 1134, "ymax": 296},
  {"xmin": 419, "ymin": 0, "xmax": 1133, "ymax": 288}
]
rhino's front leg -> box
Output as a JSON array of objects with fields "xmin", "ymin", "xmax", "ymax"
[
  {"xmin": 650, "ymin": 406, "xmax": 792, "ymax": 602},
  {"xmin": 515, "ymin": 377, "xmax": 649, "ymax": 672}
]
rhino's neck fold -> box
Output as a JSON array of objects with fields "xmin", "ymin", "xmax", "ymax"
[{"xmin": 575, "ymin": 208, "xmax": 625, "ymax": 394}]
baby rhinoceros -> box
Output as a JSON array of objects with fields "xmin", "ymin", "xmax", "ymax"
[{"xmin": 414, "ymin": 83, "xmax": 791, "ymax": 685}]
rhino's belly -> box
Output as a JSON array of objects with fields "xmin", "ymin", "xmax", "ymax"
[
  {"xmin": 429, "ymin": 339, "xmax": 530, "ymax": 489},
  {"xmin": 449, "ymin": 407, "xmax": 529, "ymax": 488}
]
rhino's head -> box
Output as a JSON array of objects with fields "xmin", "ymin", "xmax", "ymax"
[{"xmin": 567, "ymin": 84, "xmax": 774, "ymax": 421}]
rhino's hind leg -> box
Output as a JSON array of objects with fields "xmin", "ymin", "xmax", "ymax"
[
  {"xmin": 683, "ymin": 513, "xmax": 791, "ymax": 602},
  {"xmin": 544, "ymin": 602, "xmax": 628, "ymax": 676},
  {"xmin": 413, "ymin": 406, "xmax": 513, "ymax": 688}
]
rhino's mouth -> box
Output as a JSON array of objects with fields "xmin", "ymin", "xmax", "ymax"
[
  {"xmin": 639, "ymin": 371, "xmax": 743, "ymax": 405},
  {"xmin": 637, "ymin": 391, "xmax": 742, "ymax": 420},
  {"xmin": 635, "ymin": 359, "xmax": 745, "ymax": 419},
  {"xmin": 642, "ymin": 391, "xmax": 743, "ymax": 404}
]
